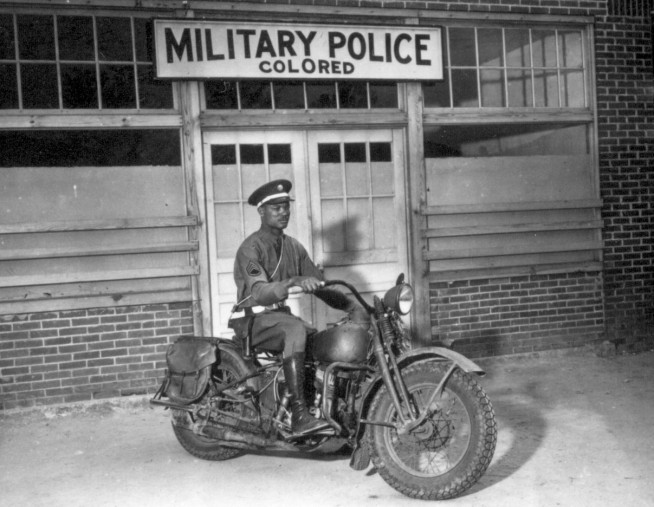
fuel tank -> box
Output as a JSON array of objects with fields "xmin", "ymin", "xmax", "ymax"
[{"xmin": 308, "ymin": 320, "xmax": 370, "ymax": 363}]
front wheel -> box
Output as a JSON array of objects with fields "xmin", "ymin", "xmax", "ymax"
[{"xmin": 365, "ymin": 361, "xmax": 496, "ymax": 500}]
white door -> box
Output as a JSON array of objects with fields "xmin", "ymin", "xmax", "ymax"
[
  {"xmin": 203, "ymin": 129, "xmax": 409, "ymax": 336},
  {"xmin": 307, "ymin": 129, "xmax": 409, "ymax": 329}
]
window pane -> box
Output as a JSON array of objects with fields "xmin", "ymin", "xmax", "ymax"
[
  {"xmin": 449, "ymin": 27, "xmax": 476, "ymax": 67},
  {"xmin": 560, "ymin": 70, "xmax": 585, "ymax": 107},
  {"xmin": 273, "ymin": 81, "xmax": 305, "ymax": 109},
  {"xmin": 240, "ymin": 81, "xmax": 272, "ymax": 109},
  {"xmin": 268, "ymin": 144, "xmax": 292, "ymax": 164},
  {"xmin": 423, "ymin": 34, "xmax": 451, "ymax": 107},
  {"xmin": 58, "ymin": 16, "xmax": 94, "ymax": 61},
  {"xmin": 347, "ymin": 198, "xmax": 371, "ymax": 250},
  {"xmin": 21, "ymin": 63, "xmax": 58, "ymax": 108},
  {"xmin": 18, "ymin": 15, "xmax": 55, "ymax": 60},
  {"xmin": 424, "ymin": 124, "xmax": 588, "ymax": 158},
  {"xmin": 240, "ymin": 144, "xmax": 264, "ymax": 164},
  {"xmin": 61, "ymin": 64, "xmax": 98, "ymax": 108},
  {"xmin": 134, "ymin": 18, "xmax": 152, "ymax": 62},
  {"xmin": 0, "ymin": 130, "xmax": 181, "ymax": 167},
  {"xmin": 0, "ymin": 64, "xmax": 18, "ymax": 108},
  {"xmin": 100, "ymin": 64, "xmax": 136, "ymax": 108},
  {"xmin": 480, "ymin": 69, "xmax": 505, "ymax": 107},
  {"xmin": 532, "ymin": 30, "xmax": 557, "ymax": 67},
  {"xmin": 559, "ymin": 31, "xmax": 583, "ymax": 68},
  {"xmin": 205, "ymin": 81, "xmax": 238, "ymax": 109},
  {"xmin": 339, "ymin": 81, "xmax": 368, "ymax": 108},
  {"xmin": 137, "ymin": 64, "xmax": 173, "ymax": 108},
  {"xmin": 370, "ymin": 142, "xmax": 391, "ymax": 162},
  {"xmin": 97, "ymin": 17, "xmax": 132, "ymax": 61},
  {"xmin": 451, "ymin": 69, "xmax": 478, "ymax": 107},
  {"xmin": 321, "ymin": 200, "xmax": 346, "ymax": 252},
  {"xmin": 534, "ymin": 70, "xmax": 559, "ymax": 107},
  {"xmin": 306, "ymin": 81, "xmax": 336, "ymax": 108},
  {"xmin": 507, "ymin": 69, "xmax": 533, "ymax": 107},
  {"xmin": 478, "ymin": 28, "xmax": 503, "ymax": 67},
  {"xmin": 344, "ymin": 143, "xmax": 366, "ymax": 163},
  {"xmin": 318, "ymin": 143, "xmax": 341, "ymax": 163},
  {"xmin": 505, "ymin": 29, "xmax": 531, "ymax": 67},
  {"xmin": 369, "ymin": 83, "xmax": 398, "ymax": 108},
  {"xmin": 211, "ymin": 145, "xmax": 236, "ymax": 165},
  {"xmin": 0, "ymin": 14, "xmax": 16, "ymax": 59}
]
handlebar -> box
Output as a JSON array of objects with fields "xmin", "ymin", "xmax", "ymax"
[{"xmin": 288, "ymin": 280, "xmax": 373, "ymax": 313}]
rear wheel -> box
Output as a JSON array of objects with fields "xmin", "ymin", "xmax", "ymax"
[
  {"xmin": 365, "ymin": 361, "xmax": 496, "ymax": 500},
  {"xmin": 172, "ymin": 346, "xmax": 253, "ymax": 461}
]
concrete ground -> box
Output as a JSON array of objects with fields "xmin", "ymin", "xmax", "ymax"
[{"xmin": 1, "ymin": 347, "xmax": 654, "ymax": 507}]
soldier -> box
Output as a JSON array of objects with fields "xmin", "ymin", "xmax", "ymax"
[{"xmin": 233, "ymin": 179, "xmax": 355, "ymax": 436}]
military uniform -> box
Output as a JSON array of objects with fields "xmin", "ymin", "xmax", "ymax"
[
  {"xmin": 233, "ymin": 228, "xmax": 322, "ymax": 353},
  {"xmin": 232, "ymin": 179, "xmax": 352, "ymax": 435}
]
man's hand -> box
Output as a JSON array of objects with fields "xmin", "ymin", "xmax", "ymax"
[{"xmin": 288, "ymin": 276, "xmax": 323, "ymax": 294}]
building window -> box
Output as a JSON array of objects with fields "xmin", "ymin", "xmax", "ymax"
[
  {"xmin": 0, "ymin": 13, "xmax": 173, "ymax": 110},
  {"xmin": 424, "ymin": 26, "xmax": 587, "ymax": 109},
  {"xmin": 204, "ymin": 80, "xmax": 398, "ymax": 110}
]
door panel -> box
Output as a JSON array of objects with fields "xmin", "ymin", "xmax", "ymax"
[
  {"xmin": 307, "ymin": 130, "xmax": 409, "ymax": 329},
  {"xmin": 203, "ymin": 131, "xmax": 311, "ymax": 336}
]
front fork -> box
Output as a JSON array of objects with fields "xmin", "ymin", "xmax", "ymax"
[{"xmin": 367, "ymin": 312, "xmax": 458, "ymax": 435}]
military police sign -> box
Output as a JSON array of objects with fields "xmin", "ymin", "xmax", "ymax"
[{"xmin": 153, "ymin": 20, "xmax": 443, "ymax": 81}]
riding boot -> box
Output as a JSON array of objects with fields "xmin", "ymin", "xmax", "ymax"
[{"xmin": 283, "ymin": 352, "xmax": 330, "ymax": 436}]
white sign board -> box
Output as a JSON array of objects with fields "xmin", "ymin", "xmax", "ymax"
[{"xmin": 153, "ymin": 20, "xmax": 443, "ymax": 81}]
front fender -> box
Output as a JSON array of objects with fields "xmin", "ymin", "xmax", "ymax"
[
  {"xmin": 397, "ymin": 346, "xmax": 485, "ymax": 376},
  {"xmin": 357, "ymin": 347, "xmax": 484, "ymax": 426}
]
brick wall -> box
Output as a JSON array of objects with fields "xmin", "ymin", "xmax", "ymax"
[
  {"xmin": 0, "ymin": 303, "xmax": 193, "ymax": 410},
  {"xmin": 430, "ymin": 273, "xmax": 605, "ymax": 357},
  {"xmin": 595, "ymin": 12, "xmax": 654, "ymax": 337}
]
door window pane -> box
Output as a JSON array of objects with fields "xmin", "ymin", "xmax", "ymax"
[
  {"xmin": 240, "ymin": 144, "xmax": 264, "ymax": 164},
  {"xmin": 268, "ymin": 144, "xmax": 292, "ymax": 164}
]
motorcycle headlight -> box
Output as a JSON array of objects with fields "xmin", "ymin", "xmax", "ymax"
[{"xmin": 383, "ymin": 283, "xmax": 414, "ymax": 315}]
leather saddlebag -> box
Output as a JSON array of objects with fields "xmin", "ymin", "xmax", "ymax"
[{"xmin": 163, "ymin": 337, "xmax": 217, "ymax": 404}]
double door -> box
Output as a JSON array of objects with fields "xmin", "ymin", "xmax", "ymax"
[{"xmin": 203, "ymin": 129, "xmax": 409, "ymax": 336}]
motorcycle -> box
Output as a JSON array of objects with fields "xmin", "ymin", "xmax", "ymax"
[{"xmin": 151, "ymin": 275, "xmax": 497, "ymax": 500}]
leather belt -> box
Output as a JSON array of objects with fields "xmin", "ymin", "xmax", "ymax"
[{"xmin": 230, "ymin": 302, "xmax": 286, "ymax": 319}]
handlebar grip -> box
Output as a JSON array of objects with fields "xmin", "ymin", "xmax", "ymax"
[{"xmin": 288, "ymin": 281, "xmax": 325, "ymax": 295}]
